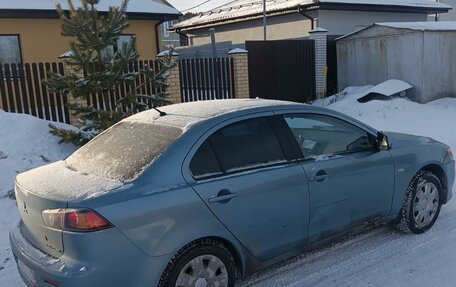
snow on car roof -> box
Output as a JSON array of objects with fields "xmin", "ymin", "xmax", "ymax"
[
  {"xmin": 125, "ymin": 98, "xmax": 304, "ymax": 129},
  {"xmin": 0, "ymin": 0, "xmax": 179, "ymax": 15},
  {"xmin": 172, "ymin": 0, "xmax": 450, "ymax": 30}
]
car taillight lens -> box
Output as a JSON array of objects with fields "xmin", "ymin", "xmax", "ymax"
[{"xmin": 42, "ymin": 208, "xmax": 112, "ymax": 232}]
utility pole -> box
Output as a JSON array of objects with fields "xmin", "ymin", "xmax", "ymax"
[{"xmin": 263, "ymin": 0, "xmax": 267, "ymax": 40}]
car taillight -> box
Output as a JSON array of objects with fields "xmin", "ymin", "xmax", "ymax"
[{"xmin": 42, "ymin": 208, "xmax": 112, "ymax": 232}]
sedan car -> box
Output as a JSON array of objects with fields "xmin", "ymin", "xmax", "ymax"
[{"xmin": 10, "ymin": 99, "xmax": 455, "ymax": 287}]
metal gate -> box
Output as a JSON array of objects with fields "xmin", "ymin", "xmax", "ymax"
[
  {"xmin": 179, "ymin": 58, "xmax": 235, "ymax": 102},
  {"xmin": 246, "ymin": 40, "xmax": 316, "ymax": 103}
]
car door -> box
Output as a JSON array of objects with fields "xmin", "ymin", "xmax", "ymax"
[
  {"xmin": 280, "ymin": 112, "xmax": 395, "ymax": 242},
  {"xmin": 183, "ymin": 115, "xmax": 310, "ymax": 261}
]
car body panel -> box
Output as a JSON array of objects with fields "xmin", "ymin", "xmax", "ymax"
[{"xmin": 301, "ymin": 150, "xmax": 395, "ymax": 242}]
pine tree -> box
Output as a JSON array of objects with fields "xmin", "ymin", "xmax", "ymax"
[{"xmin": 46, "ymin": 0, "xmax": 176, "ymax": 145}]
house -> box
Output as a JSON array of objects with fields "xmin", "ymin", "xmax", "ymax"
[
  {"xmin": 0, "ymin": 0, "xmax": 180, "ymax": 64},
  {"xmin": 158, "ymin": 20, "xmax": 183, "ymax": 52},
  {"xmin": 171, "ymin": 0, "xmax": 451, "ymax": 46},
  {"xmin": 336, "ymin": 21, "xmax": 456, "ymax": 103}
]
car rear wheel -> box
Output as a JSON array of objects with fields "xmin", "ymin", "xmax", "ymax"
[
  {"xmin": 396, "ymin": 170, "xmax": 443, "ymax": 234},
  {"xmin": 159, "ymin": 238, "xmax": 236, "ymax": 287}
]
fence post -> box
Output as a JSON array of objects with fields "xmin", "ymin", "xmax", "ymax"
[
  {"xmin": 228, "ymin": 48, "xmax": 250, "ymax": 99},
  {"xmin": 59, "ymin": 52, "xmax": 87, "ymax": 126},
  {"xmin": 157, "ymin": 50, "xmax": 182, "ymax": 104},
  {"xmin": 309, "ymin": 27, "xmax": 328, "ymax": 99}
]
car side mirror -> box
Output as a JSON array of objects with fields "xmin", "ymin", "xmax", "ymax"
[{"xmin": 377, "ymin": 132, "xmax": 391, "ymax": 150}]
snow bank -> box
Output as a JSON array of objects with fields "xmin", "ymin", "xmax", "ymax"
[
  {"xmin": 313, "ymin": 93, "xmax": 456, "ymax": 152},
  {"xmin": 0, "ymin": 111, "xmax": 76, "ymax": 286},
  {"xmin": 0, "ymin": 111, "xmax": 76, "ymax": 197}
]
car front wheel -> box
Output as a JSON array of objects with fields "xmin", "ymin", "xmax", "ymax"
[
  {"xmin": 159, "ymin": 238, "xmax": 237, "ymax": 287},
  {"xmin": 396, "ymin": 170, "xmax": 443, "ymax": 234}
]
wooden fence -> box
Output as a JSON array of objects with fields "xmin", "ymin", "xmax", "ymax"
[
  {"xmin": 0, "ymin": 60, "xmax": 164, "ymax": 124},
  {"xmin": 0, "ymin": 63, "xmax": 70, "ymax": 123},
  {"xmin": 179, "ymin": 58, "xmax": 235, "ymax": 102}
]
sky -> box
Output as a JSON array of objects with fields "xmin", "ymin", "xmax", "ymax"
[{"xmin": 167, "ymin": 0, "xmax": 230, "ymax": 12}]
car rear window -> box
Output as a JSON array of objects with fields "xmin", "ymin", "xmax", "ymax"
[{"xmin": 66, "ymin": 121, "xmax": 183, "ymax": 181}]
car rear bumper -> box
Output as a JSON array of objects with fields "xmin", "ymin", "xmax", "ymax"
[
  {"xmin": 10, "ymin": 221, "xmax": 171, "ymax": 287},
  {"xmin": 445, "ymin": 160, "xmax": 455, "ymax": 203}
]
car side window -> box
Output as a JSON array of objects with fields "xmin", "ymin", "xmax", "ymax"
[
  {"xmin": 190, "ymin": 140, "xmax": 224, "ymax": 179},
  {"xmin": 283, "ymin": 114, "xmax": 376, "ymax": 157},
  {"xmin": 190, "ymin": 117, "xmax": 286, "ymax": 178}
]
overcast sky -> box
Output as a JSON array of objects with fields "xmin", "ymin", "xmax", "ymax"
[{"xmin": 167, "ymin": 0, "xmax": 230, "ymax": 12}]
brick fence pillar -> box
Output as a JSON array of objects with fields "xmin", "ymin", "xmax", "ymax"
[
  {"xmin": 157, "ymin": 50, "xmax": 181, "ymax": 104},
  {"xmin": 59, "ymin": 52, "xmax": 87, "ymax": 126},
  {"xmin": 309, "ymin": 27, "xmax": 328, "ymax": 99},
  {"xmin": 228, "ymin": 48, "xmax": 250, "ymax": 99}
]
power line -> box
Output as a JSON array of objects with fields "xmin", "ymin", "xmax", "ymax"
[{"xmin": 181, "ymin": 0, "xmax": 213, "ymax": 13}]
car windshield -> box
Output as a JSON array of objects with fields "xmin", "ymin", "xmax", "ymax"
[{"xmin": 66, "ymin": 121, "xmax": 183, "ymax": 181}]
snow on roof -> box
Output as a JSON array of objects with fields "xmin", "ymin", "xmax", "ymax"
[
  {"xmin": 338, "ymin": 21, "xmax": 456, "ymax": 40},
  {"xmin": 172, "ymin": 0, "xmax": 450, "ymax": 30},
  {"xmin": 0, "ymin": 0, "xmax": 179, "ymax": 16},
  {"xmin": 125, "ymin": 98, "xmax": 303, "ymax": 129},
  {"xmin": 377, "ymin": 21, "xmax": 456, "ymax": 31}
]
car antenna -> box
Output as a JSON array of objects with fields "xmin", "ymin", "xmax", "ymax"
[{"xmin": 153, "ymin": 107, "xmax": 167, "ymax": 116}]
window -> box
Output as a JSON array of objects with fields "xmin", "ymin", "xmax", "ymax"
[
  {"xmin": 190, "ymin": 141, "xmax": 223, "ymax": 179},
  {"xmin": 207, "ymin": 117, "xmax": 286, "ymax": 173},
  {"xmin": 0, "ymin": 35, "xmax": 22, "ymax": 64},
  {"xmin": 66, "ymin": 122, "xmax": 182, "ymax": 181},
  {"xmin": 163, "ymin": 21, "xmax": 170, "ymax": 38},
  {"xmin": 101, "ymin": 34, "xmax": 135, "ymax": 61},
  {"xmin": 284, "ymin": 114, "xmax": 375, "ymax": 157}
]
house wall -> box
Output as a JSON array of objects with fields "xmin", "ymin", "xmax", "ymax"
[
  {"xmin": 318, "ymin": 10, "xmax": 428, "ymax": 35},
  {"xmin": 185, "ymin": 13, "xmax": 314, "ymax": 46},
  {"xmin": 337, "ymin": 26, "xmax": 456, "ymax": 103},
  {"xmin": 0, "ymin": 18, "xmax": 160, "ymax": 63}
]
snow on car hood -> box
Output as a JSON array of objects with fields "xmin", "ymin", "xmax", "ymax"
[{"xmin": 15, "ymin": 161, "xmax": 123, "ymax": 201}]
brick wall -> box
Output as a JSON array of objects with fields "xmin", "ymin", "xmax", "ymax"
[{"xmin": 229, "ymin": 49, "xmax": 250, "ymax": 99}]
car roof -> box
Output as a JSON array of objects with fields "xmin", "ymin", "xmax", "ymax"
[{"xmin": 124, "ymin": 99, "xmax": 311, "ymax": 129}]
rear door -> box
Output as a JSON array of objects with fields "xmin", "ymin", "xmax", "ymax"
[
  {"xmin": 280, "ymin": 113, "xmax": 395, "ymax": 241},
  {"xmin": 183, "ymin": 115, "xmax": 310, "ymax": 260}
]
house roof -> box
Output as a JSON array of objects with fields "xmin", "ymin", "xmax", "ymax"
[
  {"xmin": 172, "ymin": 0, "xmax": 451, "ymax": 31},
  {"xmin": 337, "ymin": 21, "xmax": 456, "ymax": 40},
  {"xmin": 0, "ymin": 0, "xmax": 180, "ymax": 20}
]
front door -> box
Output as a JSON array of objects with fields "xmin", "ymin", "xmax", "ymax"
[
  {"xmin": 281, "ymin": 113, "xmax": 395, "ymax": 241},
  {"xmin": 185, "ymin": 116, "xmax": 310, "ymax": 260}
]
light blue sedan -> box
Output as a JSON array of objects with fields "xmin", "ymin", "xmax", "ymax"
[{"xmin": 10, "ymin": 99, "xmax": 455, "ymax": 287}]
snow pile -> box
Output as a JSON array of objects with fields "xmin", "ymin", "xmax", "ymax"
[
  {"xmin": 313, "ymin": 92, "xmax": 456, "ymax": 152},
  {"xmin": 0, "ymin": 111, "xmax": 76, "ymax": 286}
]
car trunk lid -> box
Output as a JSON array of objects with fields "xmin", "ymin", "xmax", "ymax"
[{"xmin": 14, "ymin": 161, "xmax": 123, "ymax": 258}]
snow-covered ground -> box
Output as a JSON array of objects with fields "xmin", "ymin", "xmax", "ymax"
[
  {"xmin": 0, "ymin": 110, "xmax": 76, "ymax": 286},
  {"xmin": 0, "ymin": 93, "xmax": 455, "ymax": 286}
]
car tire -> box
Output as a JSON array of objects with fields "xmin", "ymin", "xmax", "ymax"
[
  {"xmin": 158, "ymin": 238, "xmax": 237, "ymax": 287},
  {"xmin": 395, "ymin": 170, "xmax": 443, "ymax": 234}
]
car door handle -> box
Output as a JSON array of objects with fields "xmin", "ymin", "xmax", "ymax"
[
  {"xmin": 208, "ymin": 189, "xmax": 238, "ymax": 204},
  {"xmin": 309, "ymin": 170, "xmax": 329, "ymax": 182}
]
